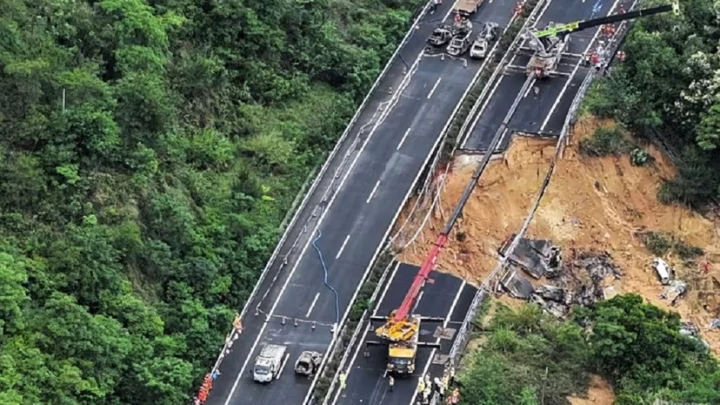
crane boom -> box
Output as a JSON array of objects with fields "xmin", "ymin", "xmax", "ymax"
[
  {"xmin": 391, "ymin": 142, "xmax": 493, "ymax": 323},
  {"xmin": 535, "ymin": 3, "xmax": 677, "ymax": 39}
]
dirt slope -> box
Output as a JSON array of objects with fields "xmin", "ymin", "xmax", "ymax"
[
  {"xmin": 395, "ymin": 136, "xmax": 557, "ymax": 284},
  {"xmin": 568, "ymin": 375, "xmax": 615, "ymax": 405},
  {"xmin": 526, "ymin": 117, "xmax": 720, "ymax": 353},
  {"xmin": 394, "ymin": 115, "xmax": 720, "ymax": 354}
]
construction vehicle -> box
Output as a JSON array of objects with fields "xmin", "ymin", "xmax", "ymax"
[
  {"xmin": 511, "ymin": 3, "xmax": 678, "ymax": 78},
  {"xmin": 252, "ymin": 344, "xmax": 288, "ymax": 383},
  {"xmin": 469, "ymin": 22, "xmax": 499, "ymax": 59},
  {"xmin": 454, "ymin": 0, "xmax": 484, "ymax": 17},
  {"xmin": 294, "ymin": 351, "xmax": 322, "ymax": 377}
]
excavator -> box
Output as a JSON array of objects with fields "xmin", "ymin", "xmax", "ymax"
[{"xmin": 508, "ymin": 1, "xmax": 679, "ymax": 78}]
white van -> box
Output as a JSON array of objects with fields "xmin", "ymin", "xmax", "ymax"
[
  {"xmin": 652, "ymin": 258, "xmax": 673, "ymax": 285},
  {"xmin": 253, "ymin": 344, "xmax": 288, "ymax": 383}
]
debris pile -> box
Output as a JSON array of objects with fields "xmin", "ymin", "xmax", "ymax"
[
  {"xmin": 661, "ymin": 280, "xmax": 688, "ymax": 306},
  {"xmin": 499, "ymin": 237, "xmax": 623, "ymax": 318}
]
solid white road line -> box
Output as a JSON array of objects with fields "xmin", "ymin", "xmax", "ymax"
[
  {"xmin": 277, "ymin": 352, "xmax": 290, "ymax": 380},
  {"xmin": 409, "ymin": 280, "xmax": 467, "ymax": 405},
  {"xmin": 329, "ymin": 264, "xmax": 402, "ymax": 405},
  {"xmin": 427, "ymin": 77, "xmax": 442, "ymax": 99},
  {"xmin": 540, "ymin": 0, "xmax": 621, "ymax": 132},
  {"xmin": 397, "ymin": 127, "xmax": 412, "ymax": 150},
  {"xmin": 306, "ymin": 292, "xmax": 321, "ymax": 318},
  {"xmin": 303, "ymin": 0, "xmax": 490, "ymax": 400},
  {"xmin": 366, "ymin": 180, "xmax": 381, "ymax": 203},
  {"xmin": 336, "ymin": 235, "xmax": 351, "ymax": 259},
  {"xmin": 222, "ymin": 54, "xmax": 421, "ymax": 405}
]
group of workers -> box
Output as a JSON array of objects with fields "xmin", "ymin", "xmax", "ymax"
[
  {"xmin": 413, "ymin": 367, "xmax": 460, "ymax": 405},
  {"xmin": 337, "ymin": 366, "xmax": 461, "ymax": 404}
]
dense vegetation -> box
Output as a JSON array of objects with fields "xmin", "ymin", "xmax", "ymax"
[
  {"xmin": 0, "ymin": 0, "xmax": 423, "ymax": 403},
  {"xmin": 459, "ymin": 295, "xmax": 720, "ymax": 405},
  {"xmin": 584, "ymin": 0, "xmax": 720, "ymax": 206}
]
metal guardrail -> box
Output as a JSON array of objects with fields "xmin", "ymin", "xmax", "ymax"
[
  {"xmin": 320, "ymin": 260, "xmax": 398, "ymax": 405},
  {"xmin": 202, "ymin": 0, "xmax": 437, "ymax": 389},
  {"xmin": 431, "ymin": 6, "xmax": 640, "ymax": 405},
  {"xmin": 457, "ymin": 0, "xmax": 550, "ymax": 149}
]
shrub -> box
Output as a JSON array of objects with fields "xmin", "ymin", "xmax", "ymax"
[
  {"xmin": 579, "ymin": 127, "xmax": 631, "ymax": 156},
  {"xmin": 630, "ymin": 148, "xmax": 652, "ymax": 166}
]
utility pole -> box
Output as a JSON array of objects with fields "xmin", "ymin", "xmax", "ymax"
[{"xmin": 62, "ymin": 88, "xmax": 66, "ymax": 113}]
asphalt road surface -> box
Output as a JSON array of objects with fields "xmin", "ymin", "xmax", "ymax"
[
  {"xmin": 206, "ymin": 2, "xmax": 508, "ymax": 404},
  {"xmin": 461, "ymin": 0, "xmax": 619, "ymax": 151},
  {"xmin": 330, "ymin": 263, "xmax": 477, "ymax": 405}
]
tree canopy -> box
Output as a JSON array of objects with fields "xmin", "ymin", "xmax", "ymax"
[
  {"xmin": 0, "ymin": 0, "xmax": 422, "ymax": 403},
  {"xmin": 459, "ymin": 295, "xmax": 720, "ymax": 405},
  {"xmin": 584, "ymin": 0, "xmax": 720, "ymax": 206}
]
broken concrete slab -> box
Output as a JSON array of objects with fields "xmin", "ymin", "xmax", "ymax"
[
  {"xmin": 535, "ymin": 285, "xmax": 573, "ymax": 305},
  {"xmin": 661, "ymin": 280, "xmax": 688, "ymax": 306},
  {"xmin": 500, "ymin": 269, "xmax": 535, "ymax": 299},
  {"xmin": 499, "ymin": 235, "xmax": 562, "ymax": 279}
]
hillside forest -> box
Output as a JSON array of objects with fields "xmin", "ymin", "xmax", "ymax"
[
  {"xmin": 3, "ymin": 0, "xmax": 720, "ymax": 404},
  {"xmin": 586, "ymin": 0, "xmax": 720, "ymax": 206},
  {"xmin": 0, "ymin": 0, "xmax": 423, "ymax": 403},
  {"xmin": 456, "ymin": 0, "xmax": 720, "ymax": 403}
]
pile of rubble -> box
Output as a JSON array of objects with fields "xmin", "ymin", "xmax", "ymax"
[{"xmin": 498, "ymin": 236, "xmax": 622, "ymax": 318}]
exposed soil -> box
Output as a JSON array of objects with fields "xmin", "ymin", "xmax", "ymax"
[
  {"xmin": 568, "ymin": 375, "xmax": 615, "ymax": 405},
  {"xmin": 394, "ymin": 115, "xmax": 720, "ymax": 355},
  {"xmin": 526, "ymin": 116, "xmax": 720, "ymax": 354},
  {"xmin": 395, "ymin": 136, "xmax": 557, "ymax": 284}
]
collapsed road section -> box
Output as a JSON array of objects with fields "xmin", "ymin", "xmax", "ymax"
[{"xmin": 205, "ymin": 1, "xmax": 506, "ymax": 405}]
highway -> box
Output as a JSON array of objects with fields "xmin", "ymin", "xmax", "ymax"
[
  {"xmin": 206, "ymin": 2, "xmax": 498, "ymax": 404},
  {"xmin": 330, "ymin": 263, "xmax": 477, "ymax": 405},
  {"xmin": 461, "ymin": 0, "xmax": 619, "ymax": 151}
]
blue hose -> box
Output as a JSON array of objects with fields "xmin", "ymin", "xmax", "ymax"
[{"xmin": 312, "ymin": 229, "xmax": 340, "ymax": 325}]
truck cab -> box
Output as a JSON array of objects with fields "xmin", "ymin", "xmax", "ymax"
[{"xmin": 387, "ymin": 344, "xmax": 416, "ymax": 375}]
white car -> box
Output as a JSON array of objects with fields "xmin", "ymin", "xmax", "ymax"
[{"xmin": 470, "ymin": 39, "xmax": 488, "ymax": 59}]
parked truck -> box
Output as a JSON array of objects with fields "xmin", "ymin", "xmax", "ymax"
[
  {"xmin": 367, "ymin": 313, "xmax": 441, "ymax": 377},
  {"xmin": 454, "ymin": 0, "xmax": 484, "ymax": 16},
  {"xmin": 253, "ymin": 344, "xmax": 288, "ymax": 383}
]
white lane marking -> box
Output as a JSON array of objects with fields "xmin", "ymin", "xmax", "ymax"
[
  {"xmin": 539, "ymin": 0, "xmax": 621, "ymax": 132},
  {"xmin": 222, "ymin": 53, "xmax": 419, "ymax": 405},
  {"xmin": 336, "ymin": 235, "xmax": 351, "ymax": 259},
  {"xmin": 413, "ymin": 291, "xmax": 424, "ymax": 313},
  {"xmin": 523, "ymin": 81, "xmax": 535, "ymax": 98},
  {"xmin": 331, "ymin": 263, "xmax": 401, "ymax": 405},
  {"xmin": 397, "ymin": 127, "xmax": 412, "ymax": 150},
  {"xmin": 409, "ymin": 280, "xmax": 467, "ymax": 405},
  {"xmin": 427, "ymin": 77, "xmax": 442, "ymax": 99},
  {"xmin": 303, "ymin": 0, "xmax": 489, "ymax": 400},
  {"xmin": 465, "ymin": 73, "xmax": 503, "ymax": 140},
  {"xmin": 367, "ymin": 180, "xmax": 381, "ymax": 203},
  {"xmin": 306, "ymin": 292, "xmax": 321, "ymax": 318},
  {"xmin": 277, "ymin": 353, "xmax": 290, "ymax": 380}
]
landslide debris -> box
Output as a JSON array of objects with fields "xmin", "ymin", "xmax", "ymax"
[{"xmin": 394, "ymin": 115, "xmax": 720, "ymax": 354}]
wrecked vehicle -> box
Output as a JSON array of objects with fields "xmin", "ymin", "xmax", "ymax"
[
  {"xmin": 294, "ymin": 351, "xmax": 322, "ymax": 377},
  {"xmin": 428, "ymin": 24, "xmax": 454, "ymax": 46},
  {"xmin": 652, "ymin": 258, "xmax": 673, "ymax": 285}
]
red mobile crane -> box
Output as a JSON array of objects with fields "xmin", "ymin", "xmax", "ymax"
[{"xmin": 367, "ymin": 1, "xmax": 680, "ymax": 377}]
